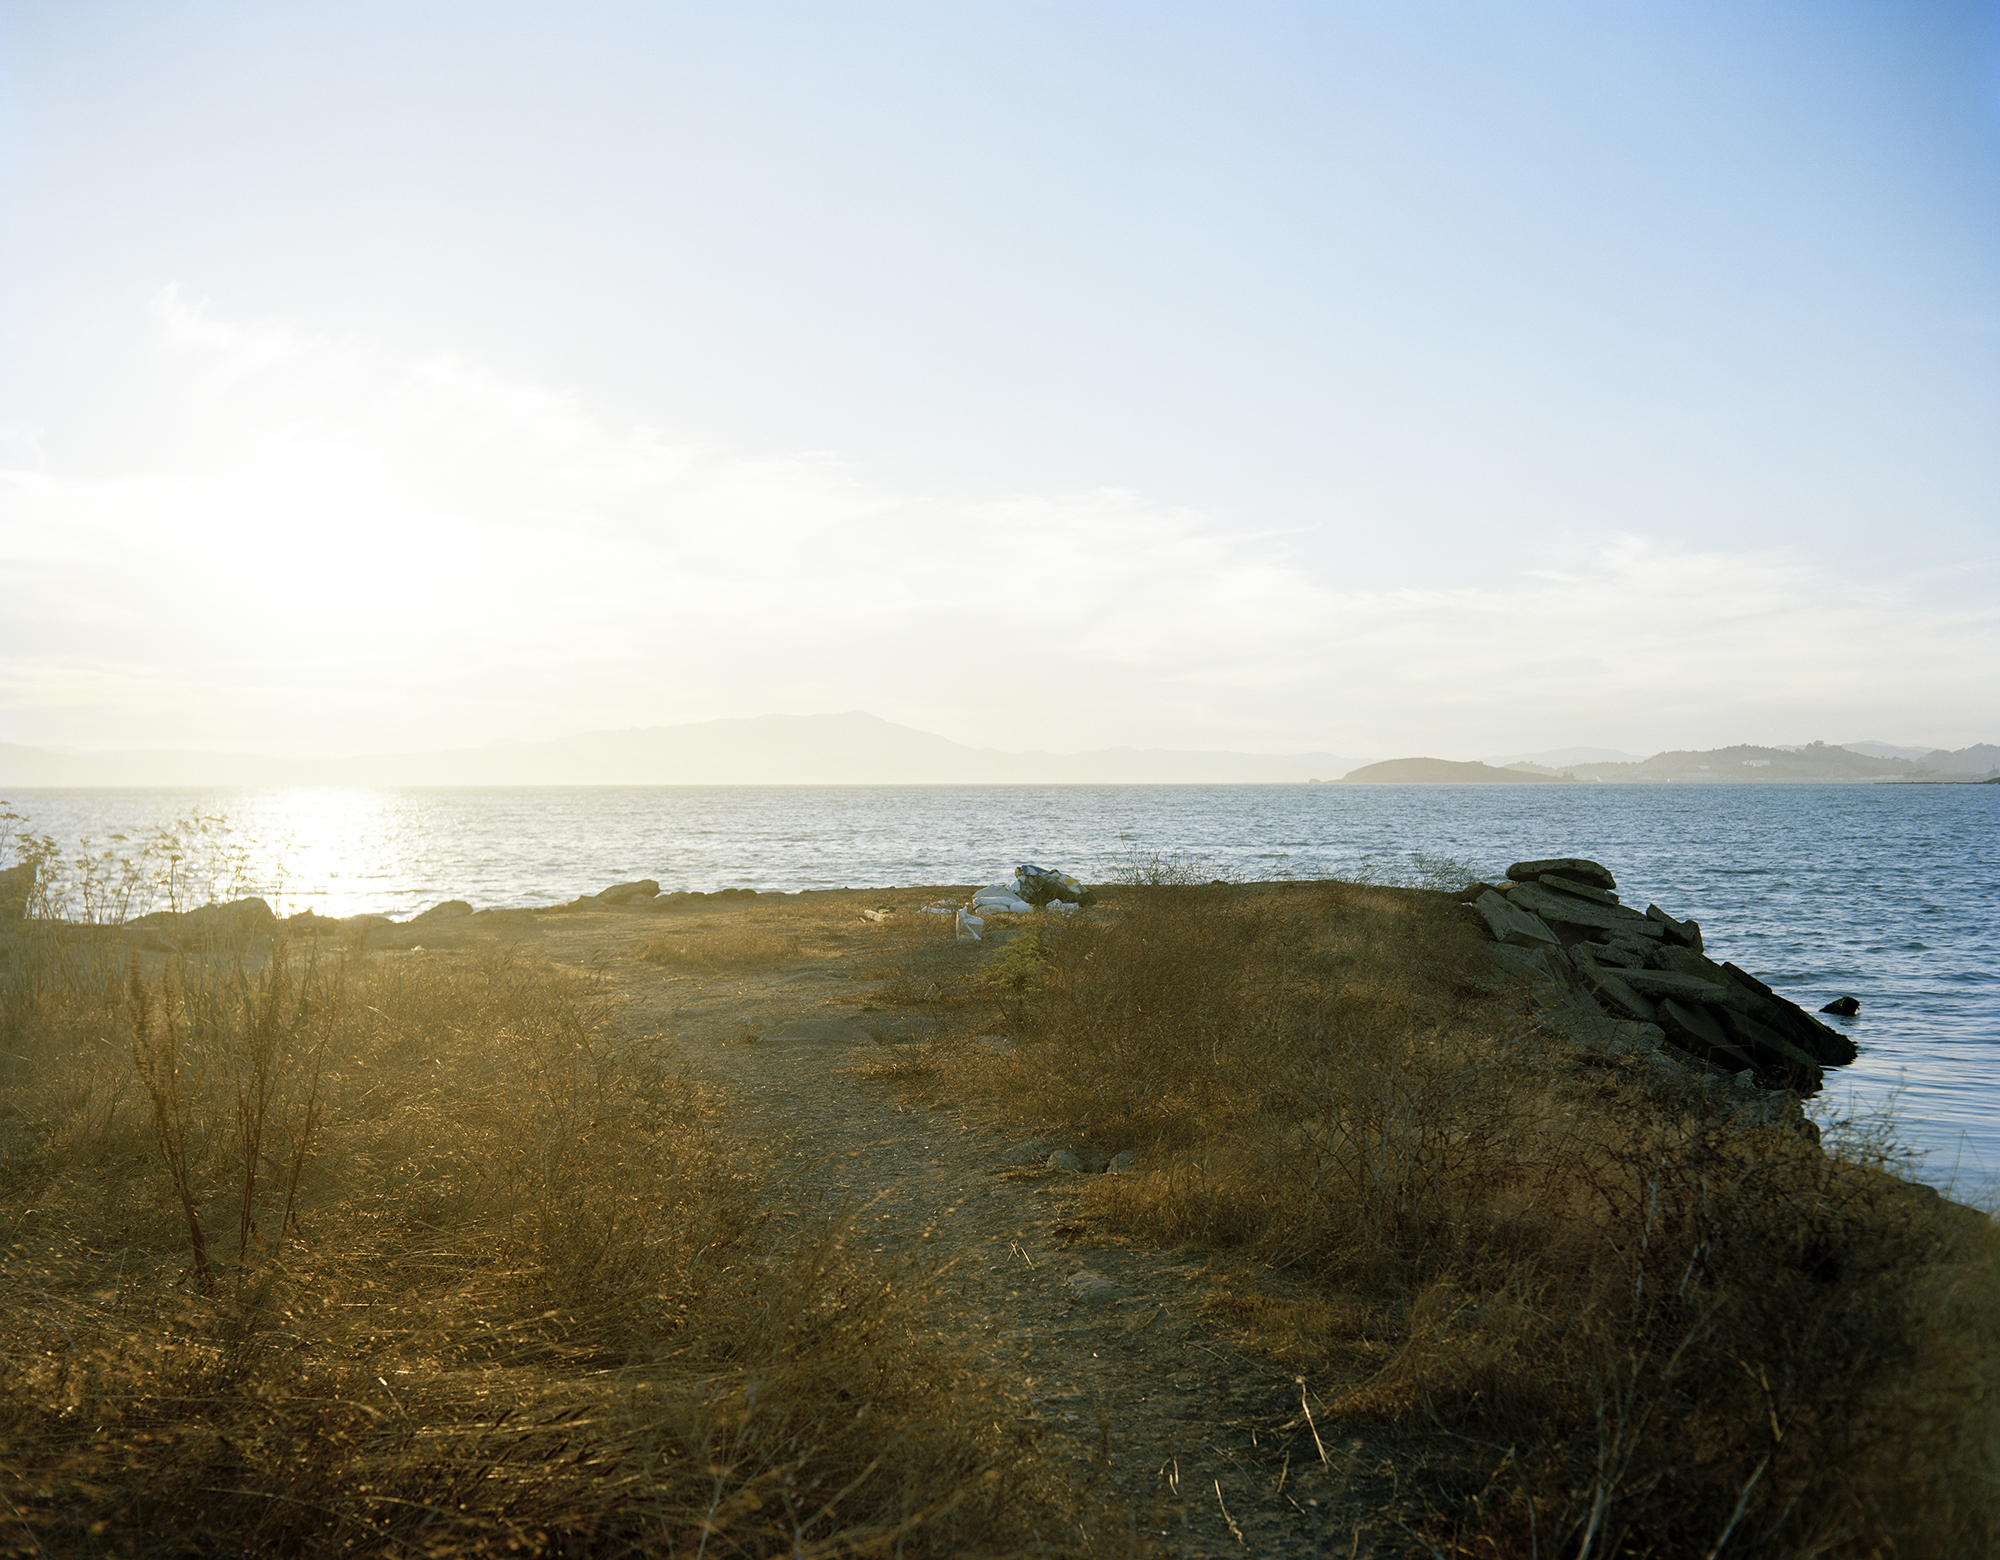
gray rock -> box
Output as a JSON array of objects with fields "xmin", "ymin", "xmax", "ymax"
[
  {"xmin": 1647, "ymin": 944, "xmax": 1722, "ymax": 977},
  {"xmin": 1713, "ymin": 1005, "xmax": 1824, "ymax": 1090},
  {"xmin": 1593, "ymin": 941, "xmax": 1647, "ymax": 969},
  {"xmin": 1506, "ymin": 880, "xmax": 1659, "ymax": 937},
  {"xmin": 1538, "ymin": 873, "xmax": 1621, "ymax": 906},
  {"xmin": 970, "ymin": 1034, "xmax": 1016, "ymax": 1054},
  {"xmin": 1109, "ymin": 1149, "xmax": 1138, "ymax": 1172},
  {"xmin": 1578, "ymin": 961, "xmax": 1659, "ymax": 1023},
  {"xmin": 1645, "ymin": 904, "xmax": 1702, "ymax": 949},
  {"xmin": 1564, "ymin": 1014, "xmax": 1664, "ymax": 1057},
  {"xmin": 1474, "ymin": 889, "xmax": 1560, "ymax": 948},
  {"xmin": 596, "ymin": 879, "xmax": 660, "ymax": 905},
  {"xmin": 1487, "ymin": 943, "xmax": 1566, "ymax": 982},
  {"xmin": 1611, "ymin": 968, "xmax": 1736, "ymax": 1002},
  {"xmin": 415, "ymin": 899, "xmax": 473, "ymax": 920},
  {"xmin": 997, "ymin": 1138, "xmax": 1050, "ymax": 1166},
  {"xmin": 1507, "ymin": 857, "xmax": 1617, "ymax": 891},
  {"xmin": 1047, "ymin": 1149, "xmax": 1087, "ymax": 1173},
  {"xmin": 1062, "ymin": 1271, "xmax": 1125, "ymax": 1304},
  {"xmin": 1820, "ymin": 996, "xmax": 1860, "ymax": 1017},
  {"xmin": 1720, "ymin": 961, "xmax": 1776, "ymax": 999}
]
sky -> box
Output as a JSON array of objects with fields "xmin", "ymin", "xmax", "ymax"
[{"xmin": 2, "ymin": 0, "xmax": 1997, "ymax": 762}]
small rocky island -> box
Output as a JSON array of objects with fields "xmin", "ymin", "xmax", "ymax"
[{"xmin": 1466, "ymin": 856, "xmax": 1855, "ymax": 1098}]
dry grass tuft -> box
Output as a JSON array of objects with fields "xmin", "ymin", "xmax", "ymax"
[
  {"xmin": 638, "ymin": 925, "xmax": 803, "ymax": 971},
  {"xmin": 956, "ymin": 879, "xmax": 2000, "ymax": 1558}
]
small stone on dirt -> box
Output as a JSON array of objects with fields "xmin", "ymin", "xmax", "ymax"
[{"xmin": 1063, "ymin": 1271, "xmax": 1125, "ymax": 1304}]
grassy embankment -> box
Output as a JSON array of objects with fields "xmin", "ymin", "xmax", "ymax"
[
  {"xmin": 921, "ymin": 874, "xmax": 2000, "ymax": 1558},
  {"xmin": 0, "ymin": 904, "xmax": 1107, "ymax": 1558}
]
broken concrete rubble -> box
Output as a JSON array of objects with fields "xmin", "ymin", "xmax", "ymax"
[{"xmin": 1469, "ymin": 855, "xmax": 1856, "ymax": 1097}]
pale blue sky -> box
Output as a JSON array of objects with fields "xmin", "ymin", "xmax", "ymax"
[{"xmin": 3, "ymin": 1, "xmax": 1996, "ymax": 760}]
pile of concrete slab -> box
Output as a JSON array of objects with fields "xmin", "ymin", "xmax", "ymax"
[{"xmin": 1470, "ymin": 856, "xmax": 1856, "ymax": 1095}]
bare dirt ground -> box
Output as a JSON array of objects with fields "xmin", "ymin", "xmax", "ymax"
[{"xmin": 401, "ymin": 890, "xmax": 1410, "ymax": 1558}]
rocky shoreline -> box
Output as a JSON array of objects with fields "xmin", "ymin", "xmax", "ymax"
[{"xmin": 1466, "ymin": 855, "xmax": 1856, "ymax": 1103}]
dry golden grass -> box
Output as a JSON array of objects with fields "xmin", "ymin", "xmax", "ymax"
[
  {"xmin": 0, "ymin": 925, "xmax": 1107, "ymax": 1558},
  {"xmin": 955, "ymin": 880, "xmax": 2000, "ymax": 1559},
  {"xmin": 638, "ymin": 925, "xmax": 805, "ymax": 971},
  {"xmin": 638, "ymin": 893, "xmax": 967, "ymax": 978}
]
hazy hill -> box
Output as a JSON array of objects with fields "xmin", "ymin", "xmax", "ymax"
[
  {"xmin": 1341, "ymin": 757, "xmax": 1562, "ymax": 783},
  {"xmin": 1916, "ymin": 743, "xmax": 2000, "ymax": 777},
  {"xmin": 1567, "ymin": 742, "xmax": 1938, "ymax": 783},
  {"xmin": 0, "ymin": 714, "xmax": 1359, "ymax": 787}
]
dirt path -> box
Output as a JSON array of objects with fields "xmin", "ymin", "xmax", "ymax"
[{"xmin": 500, "ymin": 896, "xmax": 1399, "ymax": 1558}]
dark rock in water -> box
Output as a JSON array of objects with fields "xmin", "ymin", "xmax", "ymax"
[
  {"xmin": 1705, "ymin": 963, "xmax": 1857, "ymax": 1066},
  {"xmin": 1714, "ymin": 1005, "xmax": 1824, "ymax": 1094},
  {"xmin": 1799, "ymin": 1014, "xmax": 1859, "ymax": 1067},
  {"xmin": 1507, "ymin": 857, "xmax": 1617, "ymax": 891},
  {"xmin": 1821, "ymin": 996, "xmax": 1860, "ymax": 1017}
]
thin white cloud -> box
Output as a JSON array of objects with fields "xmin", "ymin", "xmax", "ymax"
[{"xmin": 3, "ymin": 301, "xmax": 1994, "ymax": 758}]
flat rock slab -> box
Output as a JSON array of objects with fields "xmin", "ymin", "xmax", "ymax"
[
  {"xmin": 1538, "ymin": 873, "xmax": 1621, "ymax": 906},
  {"xmin": 1507, "ymin": 880, "xmax": 1659, "ymax": 936},
  {"xmin": 1475, "ymin": 889, "xmax": 1559, "ymax": 948},
  {"xmin": 1612, "ymin": 968, "xmax": 1735, "ymax": 1002},
  {"xmin": 1507, "ymin": 857, "xmax": 1617, "ymax": 890},
  {"xmin": 762, "ymin": 1017, "xmax": 875, "ymax": 1045}
]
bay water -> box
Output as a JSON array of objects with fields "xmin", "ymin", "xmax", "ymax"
[{"xmin": 5, "ymin": 782, "xmax": 1994, "ymax": 1200}]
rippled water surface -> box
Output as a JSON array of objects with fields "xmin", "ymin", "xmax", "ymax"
[{"xmin": 8, "ymin": 783, "xmax": 1995, "ymax": 1197}]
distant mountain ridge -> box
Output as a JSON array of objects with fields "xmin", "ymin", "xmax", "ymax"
[
  {"xmin": 5, "ymin": 721, "xmax": 1994, "ymax": 788},
  {"xmin": 0, "ymin": 714, "xmax": 1360, "ymax": 787},
  {"xmin": 1343, "ymin": 741, "xmax": 2000, "ymax": 784}
]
